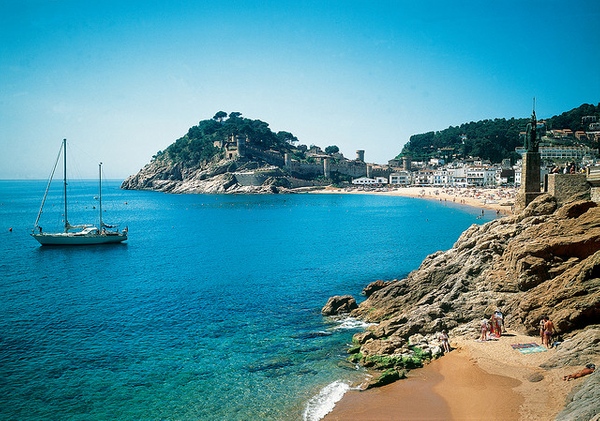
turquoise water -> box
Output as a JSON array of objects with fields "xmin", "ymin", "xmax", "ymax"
[{"xmin": 0, "ymin": 181, "xmax": 495, "ymax": 420}]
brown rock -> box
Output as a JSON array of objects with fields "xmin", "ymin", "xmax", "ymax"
[
  {"xmin": 349, "ymin": 198, "xmax": 600, "ymax": 350},
  {"xmin": 321, "ymin": 295, "xmax": 358, "ymax": 316},
  {"xmin": 526, "ymin": 372, "xmax": 544, "ymax": 382},
  {"xmin": 362, "ymin": 280, "xmax": 395, "ymax": 297}
]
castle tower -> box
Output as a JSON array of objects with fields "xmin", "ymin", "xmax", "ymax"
[
  {"xmin": 356, "ymin": 150, "xmax": 365, "ymax": 162},
  {"xmin": 236, "ymin": 134, "xmax": 246, "ymax": 158},
  {"xmin": 323, "ymin": 158, "xmax": 331, "ymax": 178}
]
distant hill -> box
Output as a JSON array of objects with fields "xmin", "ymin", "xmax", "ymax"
[{"xmin": 397, "ymin": 103, "xmax": 600, "ymax": 163}]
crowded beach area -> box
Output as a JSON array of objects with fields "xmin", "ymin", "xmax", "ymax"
[{"xmin": 315, "ymin": 185, "xmax": 517, "ymax": 215}]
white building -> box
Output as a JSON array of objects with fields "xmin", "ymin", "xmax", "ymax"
[
  {"xmin": 450, "ymin": 167, "xmax": 467, "ymax": 187},
  {"xmin": 433, "ymin": 169, "xmax": 450, "ymax": 186},
  {"xmin": 413, "ymin": 170, "xmax": 435, "ymax": 186},
  {"xmin": 352, "ymin": 177, "xmax": 377, "ymax": 185},
  {"xmin": 466, "ymin": 167, "xmax": 497, "ymax": 186},
  {"xmin": 516, "ymin": 146, "xmax": 598, "ymax": 161},
  {"xmin": 389, "ymin": 171, "xmax": 411, "ymax": 185}
]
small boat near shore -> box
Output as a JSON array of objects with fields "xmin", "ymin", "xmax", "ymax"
[{"xmin": 31, "ymin": 139, "xmax": 128, "ymax": 246}]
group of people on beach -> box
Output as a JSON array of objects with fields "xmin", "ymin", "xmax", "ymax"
[{"xmin": 479, "ymin": 309, "xmax": 504, "ymax": 341}]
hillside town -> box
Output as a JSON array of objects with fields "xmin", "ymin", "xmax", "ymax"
[{"xmin": 352, "ymin": 118, "xmax": 600, "ymax": 189}]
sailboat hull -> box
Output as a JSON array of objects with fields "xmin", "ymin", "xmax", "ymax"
[{"xmin": 31, "ymin": 232, "xmax": 127, "ymax": 246}]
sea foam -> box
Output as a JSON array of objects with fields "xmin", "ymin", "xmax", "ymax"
[
  {"xmin": 303, "ymin": 380, "xmax": 351, "ymax": 421},
  {"xmin": 330, "ymin": 316, "xmax": 374, "ymax": 331}
]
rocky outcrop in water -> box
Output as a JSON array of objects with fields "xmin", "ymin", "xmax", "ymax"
[
  {"xmin": 328, "ymin": 194, "xmax": 600, "ymax": 415},
  {"xmin": 321, "ymin": 295, "xmax": 358, "ymax": 316},
  {"xmin": 121, "ymin": 157, "xmax": 309, "ymax": 194}
]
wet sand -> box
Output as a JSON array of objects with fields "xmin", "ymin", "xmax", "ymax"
[
  {"xmin": 324, "ymin": 332, "xmax": 581, "ymax": 421},
  {"xmin": 324, "ymin": 349, "xmax": 521, "ymax": 421}
]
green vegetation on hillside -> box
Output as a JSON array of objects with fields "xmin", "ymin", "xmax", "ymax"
[
  {"xmin": 398, "ymin": 103, "xmax": 599, "ymax": 163},
  {"xmin": 155, "ymin": 111, "xmax": 299, "ymax": 165}
]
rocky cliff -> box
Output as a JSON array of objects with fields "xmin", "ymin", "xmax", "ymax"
[
  {"xmin": 328, "ymin": 194, "xmax": 600, "ymax": 414},
  {"xmin": 121, "ymin": 156, "xmax": 307, "ymax": 194}
]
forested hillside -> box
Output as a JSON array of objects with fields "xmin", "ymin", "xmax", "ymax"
[
  {"xmin": 155, "ymin": 111, "xmax": 300, "ymax": 165},
  {"xmin": 398, "ymin": 103, "xmax": 599, "ymax": 163}
]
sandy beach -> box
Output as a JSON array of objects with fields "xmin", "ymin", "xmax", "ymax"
[
  {"xmin": 314, "ymin": 186, "xmax": 517, "ymax": 215},
  {"xmin": 324, "ymin": 331, "xmax": 584, "ymax": 421}
]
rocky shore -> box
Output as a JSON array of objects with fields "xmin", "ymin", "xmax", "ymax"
[
  {"xmin": 121, "ymin": 156, "xmax": 322, "ymax": 194},
  {"xmin": 323, "ymin": 195, "xmax": 599, "ymax": 420}
]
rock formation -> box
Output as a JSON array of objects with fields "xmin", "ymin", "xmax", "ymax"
[
  {"xmin": 321, "ymin": 295, "xmax": 358, "ymax": 316},
  {"xmin": 325, "ymin": 194, "xmax": 600, "ymax": 416},
  {"xmin": 121, "ymin": 157, "xmax": 301, "ymax": 194}
]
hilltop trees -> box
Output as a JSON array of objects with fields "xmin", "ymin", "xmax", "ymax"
[
  {"xmin": 547, "ymin": 103, "xmax": 599, "ymax": 132},
  {"xmin": 277, "ymin": 131, "xmax": 299, "ymax": 145},
  {"xmin": 213, "ymin": 111, "xmax": 227, "ymax": 122},
  {"xmin": 160, "ymin": 112, "xmax": 299, "ymax": 165},
  {"xmin": 398, "ymin": 103, "xmax": 600, "ymax": 163},
  {"xmin": 325, "ymin": 145, "xmax": 340, "ymax": 154},
  {"xmin": 399, "ymin": 118, "xmax": 525, "ymax": 163}
]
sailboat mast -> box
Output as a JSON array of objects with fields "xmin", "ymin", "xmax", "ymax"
[
  {"xmin": 99, "ymin": 162, "xmax": 103, "ymax": 229},
  {"xmin": 62, "ymin": 138, "xmax": 68, "ymax": 232}
]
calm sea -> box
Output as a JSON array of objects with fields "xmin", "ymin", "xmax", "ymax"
[{"xmin": 0, "ymin": 180, "xmax": 495, "ymax": 420}]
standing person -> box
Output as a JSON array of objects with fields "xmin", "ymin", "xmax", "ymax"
[
  {"xmin": 489, "ymin": 313, "xmax": 499, "ymax": 338},
  {"xmin": 543, "ymin": 318, "xmax": 555, "ymax": 348},
  {"xmin": 439, "ymin": 330, "xmax": 451, "ymax": 353},
  {"xmin": 493, "ymin": 309, "xmax": 504, "ymax": 337},
  {"xmin": 480, "ymin": 318, "xmax": 489, "ymax": 341},
  {"xmin": 539, "ymin": 317, "xmax": 547, "ymax": 345}
]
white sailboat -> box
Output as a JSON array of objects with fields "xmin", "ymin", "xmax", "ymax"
[{"xmin": 31, "ymin": 138, "xmax": 128, "ymax": 246}]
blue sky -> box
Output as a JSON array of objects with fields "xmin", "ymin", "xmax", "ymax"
[{"xmin": 1, "ymin": 0, "xmax": 599, "ymax": 179}]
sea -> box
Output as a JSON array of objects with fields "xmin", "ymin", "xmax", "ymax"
[{"xmin": 0, "ymin": 180, "xmax": 496, "ymax": 421}]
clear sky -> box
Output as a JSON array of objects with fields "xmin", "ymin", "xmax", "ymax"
[{"xmin": 1, "ymin": 0, "xmax": 599, "ymax": 179}]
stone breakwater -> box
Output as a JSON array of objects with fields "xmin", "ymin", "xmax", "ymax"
[{"xmin": 325, "ymin": 195, "xmax": 600, "ymax": 417}]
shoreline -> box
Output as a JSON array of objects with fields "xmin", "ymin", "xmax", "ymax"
[
  {"xmin": 310, "ymin": 185, "xmax": 516, "ymax": 215},
  {"xmin": 323, "ymin": 331, "xmax": 580, "ymax": 421}
]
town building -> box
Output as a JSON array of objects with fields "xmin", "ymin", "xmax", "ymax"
[
  {"xmin": 389, "ymin": 171, "xmax": 411, "ymax": 186},
  {"xmin": 516, "ymin": 146, "xmax": 598, "ymax": 161}
]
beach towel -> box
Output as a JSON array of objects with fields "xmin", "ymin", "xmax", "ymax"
[{"xmin": 511, "ymin": 343, "xmax": 547, "ymax": 354}]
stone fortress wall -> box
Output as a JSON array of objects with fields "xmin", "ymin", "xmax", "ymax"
[{"xmin": 546, "ymin": 174, "xmax": 590, "ymax": 203}]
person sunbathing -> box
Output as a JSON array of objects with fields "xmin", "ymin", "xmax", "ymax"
[{"xmin": 563, "ymin": 364, "xmax": 595, "ymax": 381}]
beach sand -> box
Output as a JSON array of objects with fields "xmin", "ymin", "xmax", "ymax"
[
  {"xmin": 314, "ymin": 186, "xmax": 516, "ymax": 215},
  {"xmin": 324, "ymin": 331, "xmax": 581, "ymax": 421}
]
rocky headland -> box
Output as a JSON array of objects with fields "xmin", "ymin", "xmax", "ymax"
[
  {"xmin": 121, "ymin": 157, "xmax": 301, "ymax": 194},
  {"xmin": 324, "ymin": 194, "xmax": 599, "ymax": 419}
]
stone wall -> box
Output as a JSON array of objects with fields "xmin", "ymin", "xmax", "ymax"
[
  {"xmin": 546, "ymin": 174, "xmax": 590, "ymax": 204},
  {"xmin": 591, "ymin": 187, "xmax": 600, "ymax": 203},
  {"xmin": 233, "ymin": 172, "xmax": 269, "ymax": 186},
  {"xmin": 588, "ymin": 166, "xmax": 600, "ymax": 203}
]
